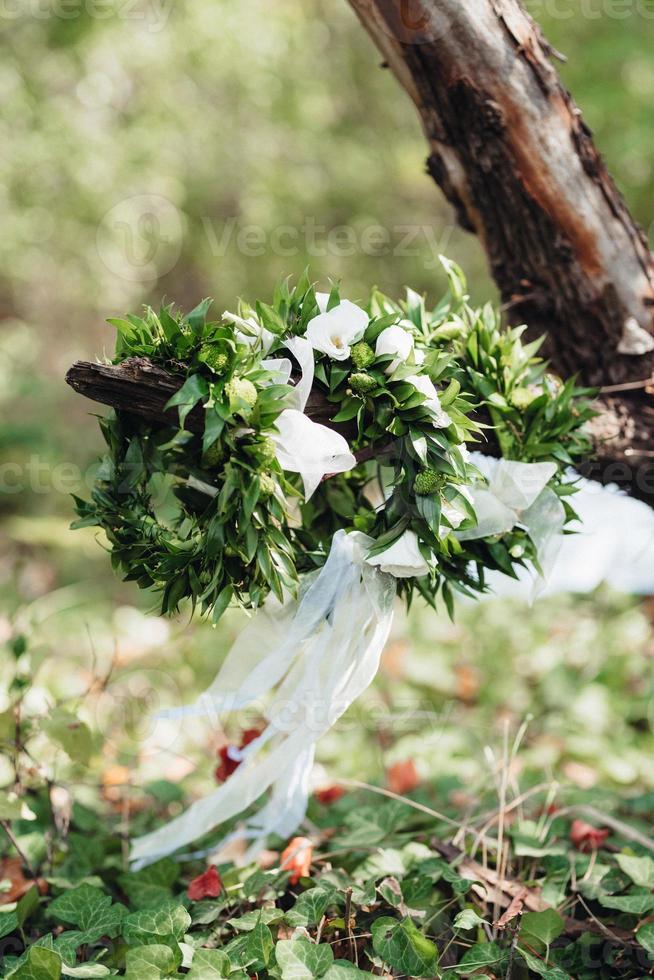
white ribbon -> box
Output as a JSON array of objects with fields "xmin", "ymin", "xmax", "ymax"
[
  {"xmin": 130, "ymin": 530, "xmax": 395, "ymax": 868},
  {"xmin": 457, "ymin": 453, "xmax": 565, "ymax": 578}
]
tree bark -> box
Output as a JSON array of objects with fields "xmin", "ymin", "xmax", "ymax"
[
  {"xmin": 346, "ymin": 0, "xmax": 654, "ymax": 501},
  {"xmin": 65, "ymin": 358, "xmax": 339, "ymax": 434}
]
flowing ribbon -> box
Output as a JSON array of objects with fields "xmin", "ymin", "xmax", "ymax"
[
  {"xmin": 130, "ymin": 530, "xmax": 395, "ymax": 867},
  {"xmin": 457, "ymin": 453, "xmax": 566, "ymax": 579}
]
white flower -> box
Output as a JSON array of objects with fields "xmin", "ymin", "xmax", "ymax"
[
  {"xmin": 306, "ymin": 301, "xmax": 368, "ymax": 361},
  {"xmin": 223, "ymin": 310, "xmax": 275, "ymax": 354},
  {"xmin": 406, "ymin": 374, "xmax": 452, "ymax": 428},
  {"xmin": 366, "ymin": 529, "xmax": 430, "ymax": 578},
  {"xmin": 271, "ymin": 409, "xmax": 357, "ymax": 499},
  {"xmin": 315, "ymin": 292, "xmax": 330, "ymax": 313},
  {"xmin": 375, "ymin": 325, "xmax": 414, "ymax": 374}
]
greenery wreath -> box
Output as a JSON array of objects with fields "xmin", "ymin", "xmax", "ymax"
[{"xmin": 73, "ymin": 260, "xmax": 594, "ymax": 621}]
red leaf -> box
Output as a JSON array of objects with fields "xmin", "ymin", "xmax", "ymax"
[
  {"xmin": 214, "ymin": 745, "xmax": 240, "ymax": 783},
  {"xmin": 570, "ymin": 819, "xmax": 609, "ymax": 853},
  {"xmin": 315, "ymin": 785, "xmax": 345, "ymax": 805},
  {"xmin": 280, "ymin": 836, "xmax": 313, "ymax": 884},
  {"xmin": 387, "ymin": 759, "xmax": 420, "ymax": 795},
  {"xmin": 214, "ymin": 727, "xmax": 264, "ymax": 783},
  {"xmin": 187, "ymin": 865, "xmax": 223, "ymax": 901}
]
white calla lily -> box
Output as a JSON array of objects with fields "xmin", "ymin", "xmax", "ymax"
[
  {"xmin": 406, "ymin": 374, "xmax": 452, "ymax": 428},
  {"xmin": 315, "ymin": 291, "xmax": 330, "ymax": 314},
  {"xmin": 271, "ymin": 409, "xmax": 357, "ymax": 499},
  {"xmin": 306, "ymin": 300, "xmax": 368, "ymax": 361},
  {"xmin": 375, "ymin": 324, "xmax": 415, "ymax": 373},
  {"xmin": 223, "ymin": 310, "xmax": 276, "ymax": 354},
  {"xmin": 366, "ymin": 529, "xmax": 430, "ymax": 578}
]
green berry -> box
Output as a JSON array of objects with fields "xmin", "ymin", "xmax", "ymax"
[
  {"xmin": 413, "ymin": 468, "xmax": 442, "ymax": 495},
  {"xmin": 351, "ymin": 341, "xmax": 375, "ymax": 370},
  {"xmin": 203, "ymin": 441, "xmax": 224, "ymax": 468},
  {"xmin": 200, "ymin": 345, "xmax": 229, "ymax": 375},
  {"xmin": 226, "ymin": 377, "xmax": 257, "ymax": 409},
  {"xmin": 259, "ymin": 473, "xmax": 276, "ymax": 496},
  {"xmin": 258, "ymin": 437, "xmax": 277, "ymax": 466},
  {"xmin": 510, "ymin": 387, "xmax": 535, "ymax": 410},
  {"xmin": 349, "ymin": 372, "xmax": 376, "ymax": 396}
]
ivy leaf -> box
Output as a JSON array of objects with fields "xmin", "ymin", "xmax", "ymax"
[
  {"xmin": 322, "ymin": 965, "xmax": 376, "ymax": 979},
  {"xmin": 275, "ymin": 938, "xmax": 334, "ymax": 979},
  {"xmin": 520, "ymin": 909, "xmax": 565, "ymax": 947},
  {"xmin": 636, "ymin": 921, "xmax": 654, "ymax": 958},
  {"xmin": 456, "ymin": 940, "xmax": 505, "ymax": 975},
  {"xmin": 123, "ymin": 902, "xmax": 191, "ymax": 944},
  {"xmin": 598, "ymin": 891, "xmax": 654, "ymax": 915},
  {"xmin": 186, "ymin": 948, "xmax": 231, "ymax": 978},
  {"xmin": 517, "ymin": 947, "xmax": 570, "ymax": 979},
  {"xmin": 615, "ymin": 853, "xmax": 654, "ymax": 889},
  {"xmin": 285, "ymin": 886, "xmax": 339, "ymax": 927},
  {"xmin": 371, "ymin": 916, "xmax": 438, "ymax": 977},
  {"xmin": 118, "ymin": 859, "xmax": 178, "ymax": 909},
  {"xmin": 124, "ymin": 943, "xmax": 182, "ymax": 979},
  {"xmin": 452, "ymin": 908, "xmax": 486, "ymax": 932},
  {"xmin": 6, "ymin": 945, "xmax": 62, "ymax": 979},
  {"xmin": 48, "ymin": 885, "xmax": 110, "ymax": 929},
  {"xmin": 245, "ymin": 918, "xmax": 274, "ymax": 967}
]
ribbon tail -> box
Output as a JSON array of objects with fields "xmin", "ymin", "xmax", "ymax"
[{"xmin": 130, "ymin": 531, "xmax": 395, "ymax": 868}]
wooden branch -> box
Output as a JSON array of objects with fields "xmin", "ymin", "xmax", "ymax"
[
  {"xmin": 66, "ymin": 357, "xmax": 342, "ymax": 435},
  {"xmin": 346, "ymin": 0, "xmax": 654, "ymax": 502},
  {"xmin": 66, "ymin": 357, "xmax": 654, "ymax": 502}
]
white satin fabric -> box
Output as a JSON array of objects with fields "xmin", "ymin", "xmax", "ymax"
[
  {"xmin": 457, "ymin": 453, "xmax": 565, "ymax": 577},
  {"xmin": 130, "ymin": 530, "xmax": 395, "ymax": 867}
]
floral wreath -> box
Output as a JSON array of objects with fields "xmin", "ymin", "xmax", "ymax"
[
  {"xmin": 74, "ymin": 260, "xmax": 592, "ymax": 620},
  {"xmin": 74, "ymin": 259, "xmax": 594, "ymax": 865}
]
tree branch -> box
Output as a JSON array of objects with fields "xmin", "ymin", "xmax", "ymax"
[
  {"xmin": 345, "ymin": 0, "xmax": 654, "ymax": 501},
  {"xmin": 66, "ymin": 358, "xmax": 653, "ymax": 501}
]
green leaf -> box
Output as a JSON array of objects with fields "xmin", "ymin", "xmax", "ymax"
[
  {"xmin": 48, "ymin": 885, "xmax": 125, "ymax": 941},
  {"xmin": 186, "ymin": 948, "xmax": 231, "ymax": 978},
  {"xmin": 615, "ymin": 853, "xmax": 654, "ymax": 889},
  {"xmin": 118, "ymin": 859, "xmax": 178, "ymax": 909},
  {"xmin": 124, "ymin": 943, "xmax": 181, "ymax": 979},
  {"xmin": 371, "ymin": 916, "xmax": 438, "ymax": 977},
  {"xmin": 456, "ymin": 941, "xmax": 504, "ymax": 975},
  {"xmin": 245, "ymin": 918, "xmax": 273, "ymax": 967},
  {"xmin": 452, "ymin": 908, "xmax": 486, "ymax": 932},
  {"xmin": 520, "ymin": 909, "xmax": 565, "ymax": 946},
  {"xmin": 0, "ymin": 791, "xmax": 33, "ymax": 821},
  {"xmin": 6, "ymin": 946, "xmax": 62, "ymax": 979},
  {"xmin": 636, "ymin": 921, "xmax": 654, "ymax": 958},
  {"xmin": 275, "ymin": 938, "xmax": 334, "ymax": 979},
  {"xmin": 123, "ymin": 902, "xmax": 191, "ymax": 944},
  {"xmin": 286, "ymin": 886, "xmax": 339, "ymax": 927},
  {"xmin": 185, "ymin": 297, "xmax": 213, "ymax": 332},
  {"xmin": 598, "ymin": 891, "xmax": 654, "ymax": 915},
  {"xmin": 323, "ymin": 965, "xmax": 375, "ymax": 979},
  {"xmin": 16, "ymin": 885, "xmax": 41, "ymax": 927},
  {"xmin": 165, "ymin": 374, "xmax": 208, "ymax": 427},
  {"xmin": 517, "ymin": 947, "xmax": 570, "ymax": 979},
  {"xmin": 42, "ymin": 710, "xmax": 94, "ymax": 767}
]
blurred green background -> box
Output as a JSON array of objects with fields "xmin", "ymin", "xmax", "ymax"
[{"xmin": 1, "ymin": 0, "xmax": 653, "ymax": 808}]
